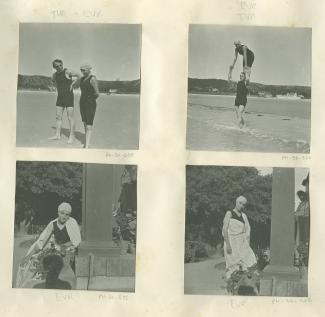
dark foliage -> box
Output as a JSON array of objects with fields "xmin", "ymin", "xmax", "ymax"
[
  {"xmin": 15, "ymin": 162, "xmax": 83, "ymax": 226},
  {"xmin": 185, "ymin": 166, "xmax": 272, "ymax": 251}
]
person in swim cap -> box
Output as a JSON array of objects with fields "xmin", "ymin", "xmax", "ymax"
[
  {"xmin": 229, "ymin": 41, "xmax": 255, "ymax": 84},
  {"xmin": 77, "ymin": 63, "xmax": 100, "ymax": 148}
]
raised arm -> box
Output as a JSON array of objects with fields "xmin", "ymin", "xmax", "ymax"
[
  {"xmin": 66, "ymin": 69, "xmax": 81, "ymax": 90},
  {"xmin": 90, "ymin": 76, "xmax": 100, "ymax": 99},
  {"xmin": 222, "ymin": 211, "xmax": 232, "ymax": 254}
]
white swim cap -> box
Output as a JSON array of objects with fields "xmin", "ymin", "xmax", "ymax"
[
  {"xmin": 58, "ymin": 202, "xmax": 72, "ymax": 212},
  {"xmin": 80, "ymin": 63, "xmax": 92, "ymax": 70}
]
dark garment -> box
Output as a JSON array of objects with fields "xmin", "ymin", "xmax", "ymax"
[
  {"xmin": 54, "ymin": 69, "xmax": 74, "ymax": 107},
  {"xmin": 235, "ymin": 81, "xmax": 248, "ymax": 107},
  {"xmin": 231, "ymin": 210, "xmax": 245, "ymax": 224},
  {"xmin": 298, "ymin": 217, "xmax": 310, "ymax": 244},
  {"xmin": 53, "ymin": 221, "xmax": 71, "ymax": 244},
  {"xmin": 80, "ymin": 75, "xmax": 97, "ymax": 125},
  {"xmin": 236, "ymin": 45, "xmax": 255, "ymax": 67},
  {"xmin": 119, "ymin": 181, "xmax": 137, "ymax": 214},
  {"xmin": 33, "ymin": 279, "xmax": 72, "ymax": 290}
]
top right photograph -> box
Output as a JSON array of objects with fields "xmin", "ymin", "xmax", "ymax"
[{"xmin": 186, "ymin": 25, "xmax": 311, "ymax": 153}]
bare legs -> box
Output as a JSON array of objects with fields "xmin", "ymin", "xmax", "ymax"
[
  {"xmin": 49, "ymin": 106, "xmax": 64, "ymax": 140},
  {"xmin": 243, "ymin": 66, "xmax": 251, "ymax": 85},
  {"xmin": 49, "ymin": 106, "xmax": 75, "ymax": 143},
  {"xmin": 66, "ymin": 107, "xmax": 75, "ymax": 143},
  {"xmin": 83, "ymin": 123, "xmax": 92, "ymax": 148},
  {"xmin": 235, "ymin": 105, "xmax": 245, "ymax": 128}
]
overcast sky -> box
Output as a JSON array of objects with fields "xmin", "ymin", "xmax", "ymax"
[
  {"xmin": 188, "ymin": 25, "xmax": 311, "ymax": 86},
  {"xmin": 19, "ymin": 23, "xmax": 141, "ymax": 81}
]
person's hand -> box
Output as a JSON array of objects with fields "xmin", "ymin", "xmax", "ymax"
[
  {"xmin": 226, "ymin": 244, "xmax": 232, "ymax": 254},
  {"xmin": 66, "ymin": 246, "xmax": 75, "ymax": 253}
]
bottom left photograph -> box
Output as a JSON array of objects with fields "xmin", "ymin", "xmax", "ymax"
[{"xmin": 13, "ymin": 161, "xmax": 137, "ymax": 292}]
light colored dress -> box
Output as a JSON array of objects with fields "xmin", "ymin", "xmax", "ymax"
[{"xmin": 223, "ymin": 211, "xmax": 257, "ymax": 279}]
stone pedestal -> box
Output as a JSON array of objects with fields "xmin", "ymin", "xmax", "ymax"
[{"xmin": 260, "ymin": 168, "xmax": 302, "ymax": 296}]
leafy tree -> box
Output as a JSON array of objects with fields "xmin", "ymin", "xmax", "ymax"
[
  {"xmin": 15, "ymin": 162, "xmax": 83, "ymax": 227},
  {"xmin": 185, "ymin": 166, "xmax": 272, "ymax": 249}
]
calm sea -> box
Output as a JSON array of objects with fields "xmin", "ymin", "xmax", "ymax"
[{"xmin": 188, "ymin": 94, "xmax": 311, "ymax": 120}]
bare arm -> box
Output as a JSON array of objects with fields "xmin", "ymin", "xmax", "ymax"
[
  {"xmin": 230, "ymin": 50, "xmax": 238, "ymax": 69},
  {"xmin": 222, "ymin": 211, "xmax": 232, "ymax": 253},
  {"xmin": 66, "ymin": 69, "xmax": 81, "ymax": 90},
  {"xmin": 51, "ymin": 73, "xmax": 57, "ymax": 87},
  {"xmin": 243, "ymin": 213, "xmax": 251, "ymax": 241},
  {"xmin": 65, "ymin": 69, "xmax": 81, "ymax": 79},
  {"xmin": 90, "ymin": 76, "xmax": 100, "ymax": 99}
]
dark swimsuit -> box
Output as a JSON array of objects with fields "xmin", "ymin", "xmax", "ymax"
[
  {"xmin": 231, "ymin": 210, "xmax": 245, "ymax": 224},
  {"xmin": 236, "ymin": 45, "xmax": 255, "ymax": 67},
  {"xmin": 54, "ymin": 69, "xmax": 74, "ymax": 108},
  {"xmin": 79, "ymin": 75, "xmax": 97, "ymax": 125},
  {"xmin": 235, "ymin": 81, "xmax": 248, "ymax": 107},
  {"xmin": 53, "ymin": 220, "xmax": 71, "ymax": 244}
]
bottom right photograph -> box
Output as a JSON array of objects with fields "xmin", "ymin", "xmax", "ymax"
[{"xmin": 184, "ymin": 165, "xmax": 309, "ymax": 297}]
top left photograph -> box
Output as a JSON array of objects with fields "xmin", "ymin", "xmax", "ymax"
[{"xmin": 16, "ymin": 23, "xmax": 141, "ymax": 149}]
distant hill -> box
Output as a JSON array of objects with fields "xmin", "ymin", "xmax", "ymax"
[
  {"xmin": 17, "ymin": 74, "xmax": 141, "ymax": 94},
  {"xmin": 188, "ymin": 78, "xmax": 311, "ymax": 99}
]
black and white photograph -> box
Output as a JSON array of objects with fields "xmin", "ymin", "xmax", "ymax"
[
  {"xmin": 13, "ymin": 161, "xmax": 137, "ymax": 292},
  {"xmin": 17, "ymin": 23, "xmax": 141, "ymax": 149},
  {"xmin": 187, "ymin": 25, "xmax": 311, "ymax": 153},
  {"xmin": 184, "ymin": 165, "xmax": 309, "ymax": 296}
]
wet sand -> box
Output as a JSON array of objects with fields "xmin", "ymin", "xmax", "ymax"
[{"xmin": 187, "ymin": 95, "xmax": 310, "ymax": 153}]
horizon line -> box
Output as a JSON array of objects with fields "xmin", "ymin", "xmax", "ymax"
[
  {"xmin": 188, "ymin": 77, "xmax": 311, "ymax": 88},
  {"xmin": 18, "ymin": 74, "xmax": 140, "ymax": 82}
]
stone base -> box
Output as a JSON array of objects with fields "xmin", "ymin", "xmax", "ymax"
[
  {"xmin": 78, "ymin": 240, "xmax": 121, "ymax": 257},
  {"xmin": 260, "ymin": 265, "xmax": 307, "ymax": 296},
  {"xmin": 262, "ymin": 264, "xmax": 300, "ymax": 280},
  {"xmin": 75, "ymin": 253, "xmax": 135, "ymax": 290},
  {"xmin": 76, "ymin": 276, "xmax": 135, "ymax": 292}
]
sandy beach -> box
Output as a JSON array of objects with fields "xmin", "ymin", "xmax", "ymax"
[
  {"xmin": 16, "ymin": 91, "xmax": 140, "ymax": 149},
  {"xmin": 187, "ymin": 94, "xmax": 310, "ymax": 153}
]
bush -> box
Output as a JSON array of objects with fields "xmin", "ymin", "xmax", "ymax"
[{"xmin": 185, "ymin": 240, "xmax": 209, "ymax": 263}]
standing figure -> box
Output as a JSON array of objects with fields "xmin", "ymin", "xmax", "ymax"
[
  {"xmin": 229, "ymin": 41, "xmax": 255, "ymax": 84},
  {"xmin": 234, "ymin": 72, "xmax": 248, "ymax": 129},
  {"xmin": 79, "ymin": 63, "xmax": 100, "ymax": 148},
  {"xmin": 222, "ymin": 196, "xmax": 257, "ymax": 280},
  {"xmin": 49, "ymin": 59, "xmax": 80, "ymax": 143}
]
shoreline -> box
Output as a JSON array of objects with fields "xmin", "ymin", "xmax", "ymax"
[
  {"xmin": 188, "ymin": 92, "xmax": 311, "ymax": 101},
  {"xmin": 17, "ymin": 89, "xmax": 140, "ymax": 96}
]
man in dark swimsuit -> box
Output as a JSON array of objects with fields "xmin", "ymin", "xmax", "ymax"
[
  {"xmin": 49, "ymin": 59, "xmax": 80, "ymax": 144},
  {"xmin": 229, "ymin": 41, "xmax": 255, "ymax": 84}
]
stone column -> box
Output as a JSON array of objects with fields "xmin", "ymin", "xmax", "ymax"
[
  {"xmin": 75, "ymin": 164, "xmax": 125, "ymax": 289},
  {"xmin": 260, "ymin": 167, "xmax": 301, "ymax": 296}
]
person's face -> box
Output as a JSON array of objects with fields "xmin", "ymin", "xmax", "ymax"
[
  {"xmin": 58, "ymin": 209, "xmax": 71, "ymax": 224},
  {"xmin": 240, "ymin": 73, "xmax": 245, "ymax": 81},
  {"xmin": 53, "ymin": 62, "xmax": 63, "ymax": 72},
  {"xmin": 80, "ymin": 67, "xmax": 91, "ymax": 77},
  {"xmin": 236, "ymin": 199, "xmax": 246, "ymax": 211}
]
